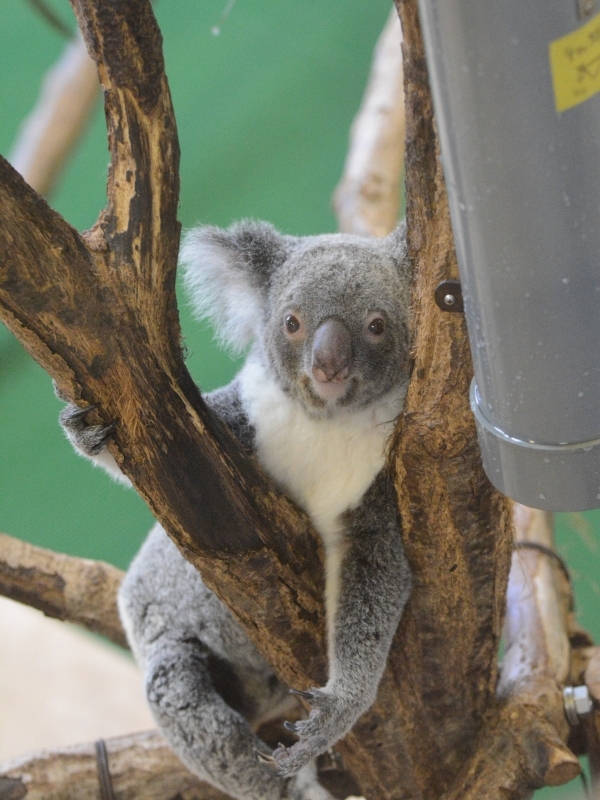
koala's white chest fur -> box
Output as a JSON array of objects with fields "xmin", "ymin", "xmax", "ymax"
[{"xmin": 239, "ymin": 357, "xmax": 405, "ymax": 546}]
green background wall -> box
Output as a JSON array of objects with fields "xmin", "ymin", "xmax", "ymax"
[{"xmin": 0, "ymin": 2, "xmax": 598, "ymax": 797}]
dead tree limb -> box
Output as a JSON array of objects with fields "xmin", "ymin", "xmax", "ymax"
[
  {"xmin": 333, "ymin": 8, "xmax": 405, "ymax": 237},
  {"xmin": 9, "ymin": 31, "xmax": 99, "ymax": 197},
  {"xmin": 0, "ymin": 731, "xmax": 222, "ymax": 800},
  {"xmin": 0, "ymin": 532, "xmax": 126, "ymax": 648}
]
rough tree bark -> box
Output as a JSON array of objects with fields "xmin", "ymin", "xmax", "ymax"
[{"xmin": 0, "ymin": 1, "xmax": 590, "ymax": 798}]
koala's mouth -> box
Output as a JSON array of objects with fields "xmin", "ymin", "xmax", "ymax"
[
  {"xmin": 299, "ymin": 373, "xmax": 360, "ymax": 411},
  {"xmin": 310, "ymin": 375, "xmax": 349, "ymax": 401}
]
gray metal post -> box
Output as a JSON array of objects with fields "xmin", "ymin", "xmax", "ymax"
[{"xmin": 417, "ymin": 0, "xmax": 600, "ymax": 510}]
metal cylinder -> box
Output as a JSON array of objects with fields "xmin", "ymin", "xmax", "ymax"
[{"xmin": 417, "ymin": 0, "xmax": 600, "ymax": 510}]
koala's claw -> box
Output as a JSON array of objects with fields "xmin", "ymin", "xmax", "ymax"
[
  {"xmin": 260, "ymin": 688, "xmax": 354, "ymax": 778},
  {"xmin": 254, "ymin": 749, "xmax": 285, "ymax": 778},
  {"xmin": 59, "ymin": 402, "xmax": 116, "ymax": 457},
  {"xmin": 289, "ymin": 688, "xmax": 318, "ymax": 701},
  {"xmin": 67, "ymin": 403, "xmax": 100, "ymax": 420}
]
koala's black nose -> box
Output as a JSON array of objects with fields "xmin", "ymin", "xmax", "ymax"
[{"xmin": 312, "ymin": 319, "xmax": 352, "ymax": 383}]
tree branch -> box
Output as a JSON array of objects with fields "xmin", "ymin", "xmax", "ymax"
[
  {"xmin": 442, "ymin": 507, "xmax": 580, "ymax": 798},
  {"xmin": 327, "ymin": 5, "xmax": 512, "ymax": 797},
  {"xmin": 333, "ymin": 8, "xmax": 405, "ymax": 237},
  {"xmin": 0, "ymin": 0, "xmax": 328, "ymax": 694},
  {"xmin": 9, "ymin": 31, "xmax": 99, "ymax": 197},
  {"xmin": 0, "ymin": 731, "xmax": 223, "ymax": 800},
  {"xmin": 0, "ymin": 532, "xmax": 126, "ymax": 648},
  {"xmin": 2, "ymin": 2, "xmax": 580, "ymax": 798}
]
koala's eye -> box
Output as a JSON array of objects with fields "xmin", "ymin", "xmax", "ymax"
[
  {"xmin": 286, "ymin": 315, "xmax": 300, "ymax": 333},
  {"xmin": 365, "ymin": 315, "xmax": 386, "ymax": 338},
  {"xmin": 283, "ymin": 312, "xmax": 305, "ymax": 340}
]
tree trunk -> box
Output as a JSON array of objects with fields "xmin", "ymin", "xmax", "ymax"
[{"xmin": 0, "ymin": 1, "xmax": 586, "ymax": 798}]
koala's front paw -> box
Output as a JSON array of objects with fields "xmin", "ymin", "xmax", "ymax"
[
  {"xmin": 257, "ymin": 688, "xmax": 353, "ymax": 778},
  {"xmin": 59, "ymin": 403, "xmax": 116, "ymax": 457}
]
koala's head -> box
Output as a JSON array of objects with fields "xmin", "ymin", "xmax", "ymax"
[{"xmin": 181, "ymin": 220, "xmax": 411, "ymax": 418}]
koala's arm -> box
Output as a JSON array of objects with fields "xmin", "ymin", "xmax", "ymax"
[
  {"xmin": 119, "ymin": 524, "xmax": 333, "ymax": 800},
  {"xmin": 56, "ymin": 377, "xmax": 254, "ymax": 488},
  {"xmin": 261, "ymin": 468, "xmax": 411, "ymax": 778}
]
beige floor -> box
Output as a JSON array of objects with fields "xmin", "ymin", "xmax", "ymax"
[{"xmin": 0, "ymin": 595, "xmax": 154, "ymax": 762}]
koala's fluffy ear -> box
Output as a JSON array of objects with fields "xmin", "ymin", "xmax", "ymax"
[
  {"xmin": 384, "ymin": 220, "xmax": 409, "ymax": 268},
  {"xmin": 181, "ymin": 220, "xmax": 295, "ymax": 353}
]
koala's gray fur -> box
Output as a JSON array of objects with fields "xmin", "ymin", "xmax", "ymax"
[{"xmin": 58, "ymin": 220, "xmax": 413, "ymax": 800}]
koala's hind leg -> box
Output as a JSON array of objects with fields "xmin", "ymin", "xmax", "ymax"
[
  {"xmin": 146, "ymin": 643, "xmax": 332, "ymax": 800},
  {"xmin": 143, "ymin": 636, "xmax": 285, "ymax": 800},
  {"xmin": 119, "ymin": 526, "xmax": 333, "ymax": 800}
]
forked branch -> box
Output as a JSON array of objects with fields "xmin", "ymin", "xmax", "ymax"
[
  {"xmin": 0, "ymin": 0, "xmax": 328, "ymax": 697},
  {"xmin": 0, "ymin": 1, "xmax": 585, "ymax": 798}
]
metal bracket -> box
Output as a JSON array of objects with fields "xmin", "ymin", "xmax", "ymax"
[
  {"xmin": 434, "ymin": 279, "xmax": 464, "ymax": 313},
  {"xmin": 563, "ymin": 685, "xmax": 593, "ymax": 726}
]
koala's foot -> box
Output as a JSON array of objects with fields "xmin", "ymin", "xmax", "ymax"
[
  {"xmin": 59, "ymin": 403, "xmax": 116, "ymax": 456},
  {"xmin": 257, "ymin": 688, "xmax": 355, "ymax": 778}
]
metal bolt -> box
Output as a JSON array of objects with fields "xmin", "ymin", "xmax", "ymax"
[
  {"xmin": 434, "ymin": 279, "xmax": 464, "ymax": 313},
  {"xmin": 563, "ymin": 685, "xmax": 593, "ymax": 726}
]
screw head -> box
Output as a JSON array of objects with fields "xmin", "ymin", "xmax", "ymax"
[{"xmin": 434, "ymin": 279, "xmax": 464, "ymax": 313}]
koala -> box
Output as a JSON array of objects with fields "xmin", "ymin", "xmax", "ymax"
[{"xmin": 58, "ymin": 220, "xmax": 413, "ymax": 800}]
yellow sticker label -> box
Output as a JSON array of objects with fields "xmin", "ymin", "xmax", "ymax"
[{"xmin": 549, "ymin": 12, "xmax": 600, "ymax": 112}]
